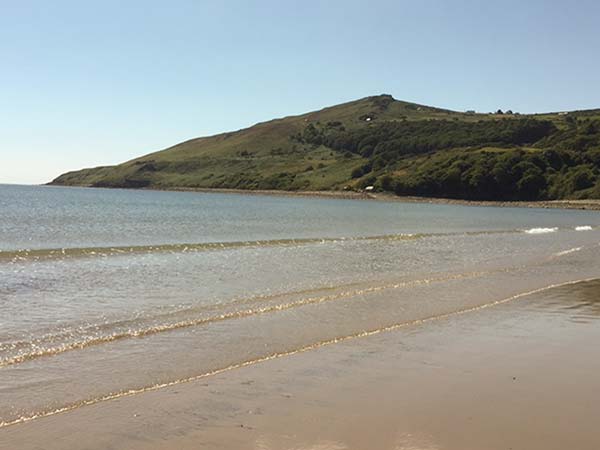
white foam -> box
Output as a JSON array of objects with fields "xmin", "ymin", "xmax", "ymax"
[
  {"xmin": 524, "ymin": 227, "xmax": 558, "ymax": 234},
  {"xmin": 555, "ymin": 247, "xmax": 582, "ymax": 257},
  {"xmin": 575, "ymin": 226, "xmax": 593, "ymax": 231}
]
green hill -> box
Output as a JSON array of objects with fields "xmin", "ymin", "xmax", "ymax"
[{"xmin": 50, "ymin": 95, "xmax": 600, "ymax": 201}]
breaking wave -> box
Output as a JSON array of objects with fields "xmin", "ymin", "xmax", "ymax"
[
  {"xmin": 554, "ymin": 247, "xmax": 583, "ymax": 257},
  {"xmin": 524, "ymin": 227, "xmax": 559, "ymax": 234}
]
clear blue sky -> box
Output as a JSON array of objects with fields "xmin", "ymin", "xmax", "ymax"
[{"xmin": 2, "ymin": 0, "xmax": 599, "ymax": 184}]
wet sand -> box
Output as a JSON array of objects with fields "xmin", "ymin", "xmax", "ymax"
[{"xmin": 2, "ymin": 280, "xmax": 599, "ymax": 450}]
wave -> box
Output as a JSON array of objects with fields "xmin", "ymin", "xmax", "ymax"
[
  {"xmin": 0, "ymin": 270, "xmax": 493, "ymax": 368},
  {"xmin": 1, "ymin": 228, "xmax": 594, "ymax": 366},
  {"xmin": 0, "ymin": 234, "xmax": 421, "ymax": 262},
  {"xmin": 554, "ymin": 247, "xmax": 582, "ymax": 257},
  {"xmin": 7, "ymin": 240, "xmax": 587, "ymax": 368},
  {"xmin": 575, "ymin": 226, "xmax": 593, "ymax": 231},
  {"xmin": 524, "ymin": 227, "xmax": 558, "ymax": 234},
  {"xmin": 0, "ymin": 227, "xmax": 568, "ymax": 263}
]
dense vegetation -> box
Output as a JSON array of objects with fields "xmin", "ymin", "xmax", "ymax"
[
  {"xmin": 297, "ymin": 116, "xmax": 600, "ymax": 200},
  {"xmin": 387, "ymin": 147, "xmax": 600, "ymax": 200},
  {"xmin": 51, "ymin": 95, "xmax": 600, "ymax": 201}
]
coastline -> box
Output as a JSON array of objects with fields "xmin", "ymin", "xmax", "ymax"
[
  {"xmin": 188, "ymin": 187, "xmax": 600, "ymax": 210},
  {"xmin": 46, "ymin": 183, "xmax": 600, "ymax": 210},
  {"xmin": 3, "ymin": 279, "xmax": 600, "ymax": 450}
]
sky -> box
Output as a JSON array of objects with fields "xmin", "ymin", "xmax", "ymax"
[{"xmin": 1, "ymin": 0, "xmax": 599, "ymax": 184}]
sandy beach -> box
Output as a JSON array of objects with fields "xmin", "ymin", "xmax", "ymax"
[{"xmin": 2, "ymin": 279, "xmax": 600, "ymax": 450}]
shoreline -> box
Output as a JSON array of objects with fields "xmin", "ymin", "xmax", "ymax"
[
  {"xmin": 4, "ymin": 279, "xmax": 600, "ymax": 450},
  {"xmin": 46, "ymin": 183, "xmax": 600, "ymax": 210}
]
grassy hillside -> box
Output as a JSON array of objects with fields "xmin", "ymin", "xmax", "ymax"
[{"xmin": 50, "ymin": 95, "xmax": 600, "ymax": 200}]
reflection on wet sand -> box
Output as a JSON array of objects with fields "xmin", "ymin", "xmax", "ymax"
[{"xmin": 558, "ymin": 281, "xmax": 600, "ymax": 322}]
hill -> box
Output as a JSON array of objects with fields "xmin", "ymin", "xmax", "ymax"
[{"xmin": 50, "ymin": 95, "xmax": 600, "ymax": 201}]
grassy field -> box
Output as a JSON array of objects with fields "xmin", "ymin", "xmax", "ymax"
[{"xmin": 50, "ymin": 95, "xmax": 600, "ymax": 200}]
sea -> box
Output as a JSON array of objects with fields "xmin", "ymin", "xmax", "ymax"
[{"xmin": 1, "ymin": 184, "xmax": 599, "ymax": 428}]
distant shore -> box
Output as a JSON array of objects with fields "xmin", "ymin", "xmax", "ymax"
[
  {"xmin": 45, "ymin": 183, "xmax": 600, "ymax": 210},
  {"xmin": 77, "ymin": 185, "xmax": 598, "ymax": 211}
]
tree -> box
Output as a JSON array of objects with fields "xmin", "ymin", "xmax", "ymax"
[
  {"xmin": 569, "ymin": 167, "xmax": 595, "ymax": 191},
  {"xmin": 518, "ymin": 172, "xmax": 547, "ymax": 199}
]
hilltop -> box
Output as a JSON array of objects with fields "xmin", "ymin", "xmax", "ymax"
[{"xmin": 50, "ymin": 95, "xmax": 600, "ymax": 201}]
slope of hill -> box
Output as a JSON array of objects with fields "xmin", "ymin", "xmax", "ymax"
[{"xmin": 50, "ymin": 95, "xmax": 600, "ymax": 200}]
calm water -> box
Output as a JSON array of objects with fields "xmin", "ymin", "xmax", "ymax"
[{"xmin": 1, "ymin": 184, "xmax": 600, "ymax": 428}]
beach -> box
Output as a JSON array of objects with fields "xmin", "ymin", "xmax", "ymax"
[
  {"xmin": 1, "ymin": 185, "xmax": 600, "ymax": 449},
  {"xmin": 2, "ymin": 279, "xmax": 600, "ymax": 450}
]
